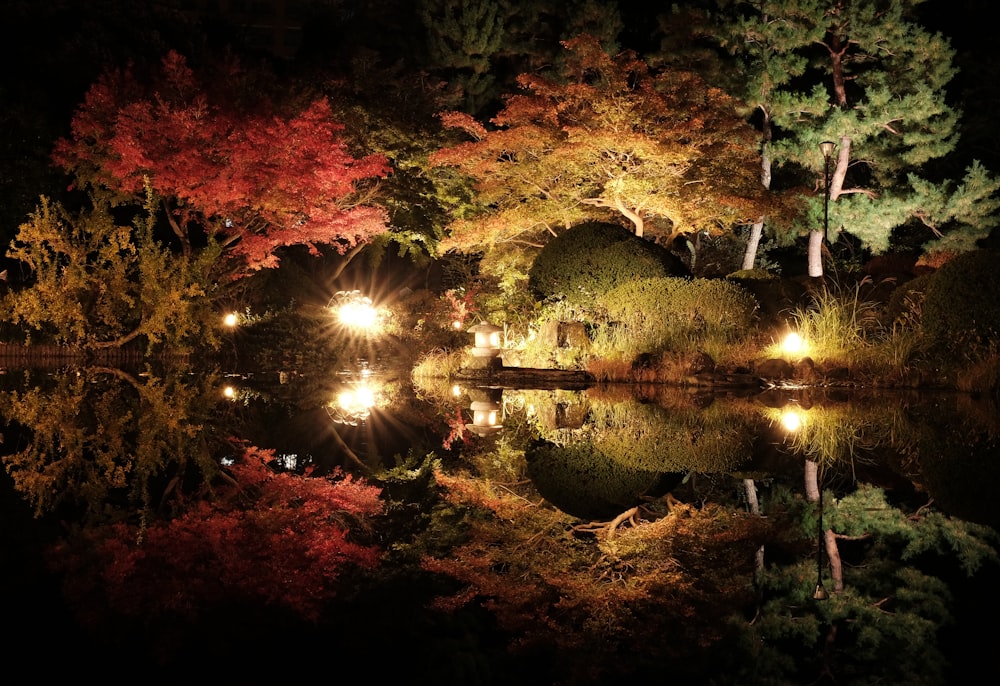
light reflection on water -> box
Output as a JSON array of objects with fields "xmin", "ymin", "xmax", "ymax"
[{"xmin": 1, "ymin": 364, "xmax": 998, "ymax": 682}]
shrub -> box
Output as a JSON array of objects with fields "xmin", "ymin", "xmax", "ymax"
[
  {"xmin": 527, "ymin": 222, "xmax": 688, "ymax": 305},
  {"xmin": 726, "ymin": 269, "xmax": 808, "ymax": 328},
  {"xmin": 592, "ymin": 276, "xmax": 758, "ymax": 356},
  {"xmin": 922, "ymin": 249, "xmax": 1000, "ymax": 346}
]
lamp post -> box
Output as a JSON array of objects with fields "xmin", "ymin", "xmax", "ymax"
[{"xmin": 820, "ymin": 141, "xmax": 835, "ymax": 243}]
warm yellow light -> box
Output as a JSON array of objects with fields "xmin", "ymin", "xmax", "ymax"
[
  {"xmin": 781, "ymin": 408, "xmax": 803, "ymax": 432},
  {"xmin": 452, "ymin": 320, "xmax": 463, "ymax": 330},
  {"xmin": 782, "ymin": 332, "xmax": 805, "ymax": 356},
  {"xmin": 338, "ymin": 301, "xmax": 378, "ymax": 329},
  {"xmin": 223, "ymin": 312, "xmax": 239, "ymax": 327},
  {"xmin": 337, "ymin": 384, "xmax": 376, "ymax": 414},
  {"xmin": 473, "ymin": 409, "xmax": 499, "ymax": 427},
  {"xmin": 223, "ymin": 385, "xmax": 236, "ymax": 399},
  {"xmin": 451, "ymin": 384, "xmax": 462, "ymax": 397}
]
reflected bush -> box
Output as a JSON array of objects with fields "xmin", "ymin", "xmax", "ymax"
[
  {"xmin": 584, "ymin": 395, "xmax": 757, "ymax": 474},
  {"xmin": 525, "ymin": 438, "xmax": 668, "ymax": 520}
]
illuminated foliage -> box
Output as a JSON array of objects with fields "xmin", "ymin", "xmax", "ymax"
[
  {"xmin": 420, "ymin": 467, "xmax": 768, "ymax": 682},
  {"xmin": 430, "ymin": 34, "xmax": 766, "ymax": 255},
  {"xmin": 593, "ymin": 276, "xmax": 759, "ymax": 354},
  {"xmin": 51, "ymin": 51, "xmax": 391, "ymax": 279},
  {"xmin": 0, "ymin": 367, "xmax": 226, "ymax": 521},
  {"xmin": 2, "ymin": 193, "xmax": 219, "ymax": 350},
  {"xmin": 706, "ymin": 0, "xmax": 1000, "ymax": 276},
  {"xmin": 527, "ymin": 221, "xmax": 687, "ymax": 304}
]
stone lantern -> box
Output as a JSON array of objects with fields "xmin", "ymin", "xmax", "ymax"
[
  {"xmin": 467, "ymin": 322, "xmax": 503, "ymax": 370},
  {"xmin": 467, "ymin": 386, "xmax": 503, "ymax": 437}
]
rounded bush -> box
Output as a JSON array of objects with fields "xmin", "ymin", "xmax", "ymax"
[
  {"xmin": 527, "ymin": 222, "xmax": 689, "ymax": 304},
  {"xmin": 595, "ymin": 276, "xmax": 758, "ymax": 353},
  {"xmin": 922, "ymin": 250, "xmax": 1000, "ymax": 345}
]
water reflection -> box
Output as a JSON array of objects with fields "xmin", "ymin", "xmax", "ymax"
[{"xmin": 2, "ymin": 366, "xmax": 999, "ymax": 683}]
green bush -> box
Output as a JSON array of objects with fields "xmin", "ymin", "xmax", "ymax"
[
  {"xmin": 593, "ymin": 276, "xmax": 758, "ymax": 355},
  {"xmin": 726, "ymin": 269, "xmax": 807, "ymax": 327},
  {"xmin": 527, "ymin": 222, "xmax": 688, "ymax": 304},
  {"xmin": 922, "ymin": 250, "xmax": 1000, "ymax": 346}
]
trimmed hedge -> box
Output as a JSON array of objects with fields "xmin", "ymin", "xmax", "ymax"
[
  {"xmin": 528, "ymin": 222, "xmax": 689, "ymax": 304},
  {"xmin": 594, "ymin": 276, "xmax": 759, "ymax": 353},
  {"xmin": 922, "ymin": 250, "xmax": 1000, "ymax": 345}
]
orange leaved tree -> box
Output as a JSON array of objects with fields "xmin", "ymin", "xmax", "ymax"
[{"xmin": 429, "ymin": 35, "xmax": 767, "ymax": 256}]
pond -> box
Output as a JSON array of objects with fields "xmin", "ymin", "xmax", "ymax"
[{"xmin": 1, "ymin": 361, "xmax": 998, "ymax": 684}]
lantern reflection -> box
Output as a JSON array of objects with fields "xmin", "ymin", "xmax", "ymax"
[
  {"xmin": 466, "ymin": 386, "xmax": 504, "ymax": 437},
  {"xmin": 327, "ymin": 381, "xmax": 380, "ymax": 425}
]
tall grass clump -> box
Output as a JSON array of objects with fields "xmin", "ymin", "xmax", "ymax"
[
  {"xmin": 412, "ymin": 347, "xmax": 466, "ymax": 380},
  {"xmin": 780, "ymin": 279, "xmax": 881, "ymax": 364},
  {"xmin": 872, "ymin": 291, "xmax": 927, "ymax": 381}
]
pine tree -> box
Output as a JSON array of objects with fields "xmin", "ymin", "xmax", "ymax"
[{"xmin": 704, "ymin": 0, "xmax": 1000, "ymax": 277}]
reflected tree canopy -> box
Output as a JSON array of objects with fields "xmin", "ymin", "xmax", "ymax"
[
  {"xmin": 2, "ymin": 371, "xmax": 999, "ymax": 683},
  {"xmin": 0, "ymin": 366, "xmax": 226, "ymax": 522}
]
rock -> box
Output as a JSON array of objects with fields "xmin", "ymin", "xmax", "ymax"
[
  {"xmin": 755, "ymin": 358, "xmax": 794, "ymax": 379},
  {"xmin": 687, "ymin": 351, "xmax": 716, "ymax": 375}
]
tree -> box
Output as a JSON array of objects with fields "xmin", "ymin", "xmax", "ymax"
[
  {"xmin": 706, "ymin": 0, "xmax": 1000, "ymax": 277},
  {"xmin": 50, "ymin": 51, "xmax": 391, "ymax": 281},
  {"xmin": 2, "ymin": 192, "xmax": 219, "ymax": 350},
  {"xmin": 430, "ymin": 35, "xmax": 767, "ymax": 258},
  {"xmin": 417, "ymin": 0, "xmax": 625, "ymax": 116},
  {"xmin": 653, "ymin": 2, "xmax": 812, "ymax": 270}
]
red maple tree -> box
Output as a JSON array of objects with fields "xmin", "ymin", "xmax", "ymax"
[{"xmin": 52, "ymin": 51, "xmax": 391, "ymax": 278}]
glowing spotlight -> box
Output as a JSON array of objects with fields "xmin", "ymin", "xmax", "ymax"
[
  {"xmin": 331, "ymin": 290, "xmax": 380, "ymax": 332},
  {"xmin": 223, "ymin": 385, "xmax": 236, "ymax": 399},
  {"xmin": 781, "ymin": 332, "xmax": 805, "ymax": 357},
  {"xmin": 781, "ymin": 407, "xmax": 804, "ymax": 432},
  {"xmin": 223, "ymin": 312, "xmax": 239, "ymax": 328},
  {"xmin": 338, "ymin": 300, "xmax": 378, "ymax": 328}
]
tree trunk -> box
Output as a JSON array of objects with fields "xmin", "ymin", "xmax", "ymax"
[
  {"xmin": 825, "ymin": 528, "xmax": 844, "ymax": 593},
  {"xmin": 807, "ymin": 229, "xmax": 824, "ymax": 278},
  {"xmin": 742, "ymin": 108, "xmax": 772, "ymax": 271},
  {"xmin": 804, "ymin": 459, "xmax": 843, "ymax": 593},
  {"xmin": 742, "ymin": 219, "xmax": 764, "ymax": 270}
]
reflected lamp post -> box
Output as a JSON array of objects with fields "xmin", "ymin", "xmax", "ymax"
[
  {"xmin": 820, "ymin": 141, "xmax": 836, "ymax": 243},
  {"xmin": 814, "ymin": 482, "xmax": 828, "ymax": 600}
]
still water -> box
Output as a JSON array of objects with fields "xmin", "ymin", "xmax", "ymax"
[{"xmin": 1, "ymin": 362, "xmax": 997, "ymax": 684}]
